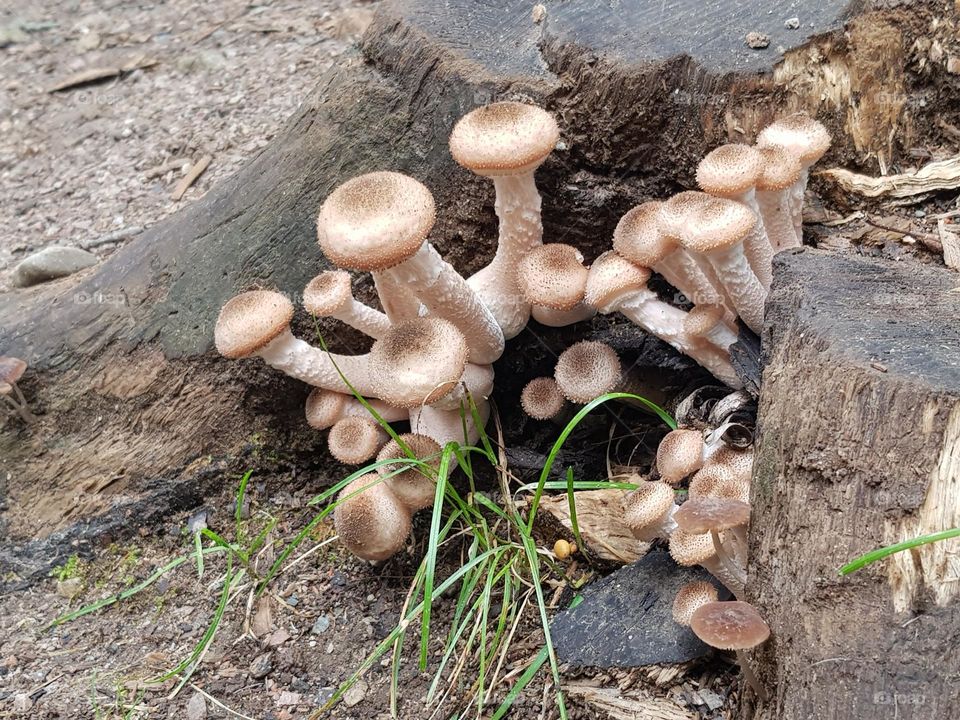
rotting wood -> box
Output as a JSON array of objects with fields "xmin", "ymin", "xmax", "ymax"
[{"xmin": 820, "ymin": 154, "xmax": 960, "ymax": 198}]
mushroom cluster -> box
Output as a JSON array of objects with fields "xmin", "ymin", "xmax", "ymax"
[{"xmin": 213, "ymin": 101, "xmax": 828, "ymax": 562}]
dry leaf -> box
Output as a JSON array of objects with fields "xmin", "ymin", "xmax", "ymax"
[
  {"xmin": 47, "ymin": 56, "xmax": 156, "ymax": 93},
  {"xmin": 251, "ymin": 596, "xmax": 274, "ymax": 638},
  {"xmin": 537, "ymin": 489, "xmax": 646, "ymax": 564}
]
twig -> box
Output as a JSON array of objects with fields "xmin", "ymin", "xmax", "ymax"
[
  {"xmin": 171, "ymin": 155, "xmax": 213, "ymax": 201},
  {"xmin": 863, "ymin": 218, "xmax": 944, "ymax": 253}
]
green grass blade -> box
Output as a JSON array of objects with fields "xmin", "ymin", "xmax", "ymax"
[
  {"xmin": 840, "ymin": 526, "xmax": 960, "ymax": 575},
  {"xmin": 565, "ymin": 468, "xmax": 584, "ymax": 553},
  {"xmin": 419, "ymin": 445, "xmax": 455, "ymax": 670}
]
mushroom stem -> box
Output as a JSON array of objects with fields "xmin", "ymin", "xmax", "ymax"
[
  {"xmin": 736, "ymin": 649, "xmax": 769, "ymax": 703},
  {"xmin": 387, "ymin": 243, "xmax": 505, "ymax": 364},
  {"xmin": 372, "ymin": 270, "xmax": 421, "ymax": 323},
  {"xmin": 696, "ymin": 243, "xmax": 766, "ymax": 334},
  {"xmin": 755, "ymin": 190, "xmax": 798, "ymax": 251},
  {"xmin": 257, "ymin": 328, "xmax": 378, "ymax": 396},
  {"xmin": 409, "ymin": 399, "xmax": 490, "ymax": 446},
  {"xmin": 2, "ymin": 392, "xmax": 36, "ymax": 424},
  {"xmin": 710, "ymin": 529, "xmax": 747, "ymax": 595},
  {"xmin": 428, "ymin": 363, "xmax": 495, "ymax": 412},
  {"xmin": 725, "ymin": 190, "xmax": 774, "ymax": 290},
  {"xmin": 337, "ymin": 299, "xmax": 392, "ymax": 339}
]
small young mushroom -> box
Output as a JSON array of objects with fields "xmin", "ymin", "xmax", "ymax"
[
  {"xmin": 303, "ymin": 270, "xmax": 391, "ymax": 339},
  {"xmin": 376, "ymin": 433, "xmax": 443, "ymax": 511},
  {"xmin": 0, "ymin": 356, "xmax": 36, "ymax": 424},
  {"xmin": 317, "ymin": 171, "xmax": 504, "ymax": 364},
  {"xmin": 677, "ymin": 197, "xmax": 766, "ymax": 334},
  {"xmin": 704, "ymin": 445, "xmax": 754, "ymax": 486},
  {"xmin": 670, "ymin": 528, "xmax": 744, "ymax": 597},
  {"xmin": 553, "ymin": 340, "xmax": 622, "ymax": 404},
  {"xmin": 517, "ymin": 244, "xmax": 596, "ymax": 327},
  {"xmin": 520, "ymin": 377, "xmax": 567, "ymax": 420},
  {"xmin": 553, "ymin": 539, "xmax": 577, "ymax": 560},
  {"xmin": 305, "ymin": 388, "xmax": 407, "ymax": 431},
  {"xmin": 688, "ymin": 464, "xmax": 751, "ymax": 504},
  {"xmin": 334, "ymin": 474, "xmax": 412, "ymax": 562},
  {"xmin": 672, "ymin": 580, "xmax": 720, "ymax": 627},
  {"xmin": 754, "ymin": 143, "xmax": 804, "ymax": 251},
  {"xmin": 656, "ymin": 428, "xmax": 706, "ymax": 485},
  {"xmin": 757, "ymin": 112, "xmax": 831, "ymax": 243},
  {"xmin": 674, "ymin": 496, "xmax": 751, "ymax": 591},
  {"xmin": 622, "ymin": 479, "xmax": 679, "ymax": 542},
  {"xmin": 328, "ymin": 416, "xmax": 389, "ymax": 465},
  {"xmin": 449, "ymin": 102, "xmax": 560, "ymax": 338},
  {"xmin": 683, "ymin": 304, "xmax": 740, "ymax": 354},
  {"xmin": 689, "ymin": 601, "xmax": 771, "ymax": 701},
  {"xmin": 696, "ymin": 144, "xmax": 774, "ymax": 290}
]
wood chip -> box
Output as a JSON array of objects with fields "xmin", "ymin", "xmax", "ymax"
[
  {"xmin": 563, "ymin": 683, "xmax": 695, "ymax": 720},
  {"xmin": 171, "ymin": 155, "xmax": 213, "ymax": 201},
  {"xmin": 537, "ymin": 489, "xmax": 645, "ymax": 564},
  {"xmin": 819, "ymin": 155, "xmax": 960, "ymax": 199},
  {"xmin": 937, "ymin": 218, "xmax": 960, "ymax": 269},
  {"xmin": 47, "ymin": 56, "xmax": 156, "ymax": 92}
]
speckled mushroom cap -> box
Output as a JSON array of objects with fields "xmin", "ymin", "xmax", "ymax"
[
  {"xmin": 317, "ymin": 171, "xmax": 436, "ymax": 271},
  {"xmin": 303, "ymin": 270, "xmax": 353, "ymax": 316},
  {"xmin": 755, "ymin": 143, "xmax": 803, "ymax": 191},
  {"xmin": 669, "ymin": 528, "xmax": 717, "ymax": 566},
  {"xmin": 0, "ymin": 356, "xmax": 27, "ymax": 385},
  {"xmin": 449, "ymin": 102, "xmax": 559, "ymax": 177},
  {"xmin": 334, "ymin": 474, "xmax": 412, "ymax": 562},
  {"xmin": 623, "ymin": 480, "xmax": 676, "ymax": 534},
  {"xmin": 690, "ymin": 600, "xmax": 770, "ymax": 650},
  {"xmin": 710, "ymin": 445, "xmax": 754, "ymax": 485},
  {"xmin": 757, "ymin": 112, "xmax": 831, "ymax": 165},
  {"xmin": 521, "ymin": 377, "xmax": 566, "ymax": 420},
  {"xmin": 689, "ymin": 465, "xmax": 750, "ymax": 504},
  {"xmin": 656, "ymin": 429, "xmax": 705, "ymax": 485},
  {"xmin": 368, "ymin": 317, "xmax": 469, "ymax": 408},
  {"xmin": 613, "ymin": 202, "xmax": 674, "ymax": 266},
  {"xmin": 214, "ymin": 290, "xmax": 294, "ymax": 359},
  {"xmin": 659, "ymin": 191, "xmax": 712, "ymax": 240},
  {"xmin": 305, "ymin": 388, "xmax": 350, "ymax": 430},
  {"xmin": 696, "ymin": 144, "xmax": 763, "ymax": 197},
  {"xmin": 679, "ymin": 197, "xmax": 757, "ymax": 253},
  {"xmin": 328, "ymin": 416, "xmax": 386, "ymax": 465},
  {"xmin": 672, "ymin": 581, "xmax": 720, "ymax": 627},
  {"xmin": 674, "ymin": 496, "xmax": 751, "ymax": 534},
  {"xmin": 583, "ymin": 251, "xmax": 651, "ymax": 311},
  {"xmin": 553, "ymin": 340, "xmax": 622, "ymax": 404},
  {"xmin": 376, "ymin": 433, "xmax": 442, "ymax": 511},
  {"xmin": 683, "ymin": 305, "xmax": 727, "ymax": 338},
  {"xmin": 517, "ymin": 244, "xmax": 589, "ymax": 310}
]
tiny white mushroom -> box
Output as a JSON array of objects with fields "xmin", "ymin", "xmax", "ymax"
[{"xmin": 517, "ymin": 244, "xmax": 596, "ymax": 327}]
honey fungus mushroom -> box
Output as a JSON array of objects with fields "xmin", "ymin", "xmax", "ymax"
[
  {"xmin": 0, "ymin": 356, "xmax": 35, "ymax": 424},
  {"xmin": 334, "ymin": 475, "xmax": 412, "ymax": 562}
]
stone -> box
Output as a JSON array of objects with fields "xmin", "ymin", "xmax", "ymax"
[
  {"xmin": 550, "ymin": 550, "xmax": 729, "ymax": 666},
  {"xmin": 249, "ymin": 651, "xmax": 273, "ymax": 679},
  {"xmin": 12, "ymin": 247, "xmax": 98, "ymax": 287},
  {"xmin": 310, "ymin": 615, "xmax": 331, "ymax": 634},
  {"xmin": 342, "ymin": 679, "xmax": 368, "ymax": 708},
  {"xmin": 186, "ymin": 691, "xmax": 206, "ymax": 720},
  {"xmin": 12, "ymin": 693, "xmax": 32, "ymax": 712},
  {"xmin": 784, "ymin": 17, "xmax": 801, "ymax": 29},
  {"xmin": 55, "ymin": 577, "xmax": 83, "ymax": 599},
  {"xmin": 745, "ymin": 31, "xmax": 770, "ymax": 49}
]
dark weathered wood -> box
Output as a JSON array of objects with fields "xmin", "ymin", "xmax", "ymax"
[{"xmin": 747, "ymin": 248, "xmax": 960, "ymax": 720}]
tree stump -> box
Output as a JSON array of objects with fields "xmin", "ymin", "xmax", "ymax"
[{"xmin": 748, "ymin": 248, "xmax": 960, "ymax": 719}]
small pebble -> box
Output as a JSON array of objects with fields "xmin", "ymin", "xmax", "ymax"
[
  {"xmin": 784, "ymin": 17, "xmax": 800, "ymax": 29},
  {"xmin": 12, "ymin": 246, "xmax": 98, "ymax": 287},
  {"xmin": 310, "ymin": 615, "xmax": 331, "ymax": 635},
  {"xmin": 745, "ymin": 32, "xmax": 770, "ymax": 49},
  {"xmin": 342, "ymin": 679, "xmax": 368, "ymax": 708},
  {"xmin": 914, "ymin": 209, "xmax": 926, "ymax": 218},
  {"xmin": 186, "ymin": 691, "xmax": 207, "ymax": 720}
]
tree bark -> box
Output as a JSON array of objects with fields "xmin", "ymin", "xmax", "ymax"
[
  {"xmin": 0, "ymin": 0, "xmax": 954, "ymax": 585},
  {"xmin": 747, "ymin": 248, "xmax": 960, "ymax": 720}
]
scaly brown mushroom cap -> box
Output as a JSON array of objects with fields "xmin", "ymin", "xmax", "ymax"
[
  {"xmin": 696, "ymin": 144, "xmax": 763, "ymax": 197},
  {"xmin": 683, "ymin": 304, "xmax": 727, "ymax": 339},
  {"xmin": 376, "ymin": 433, "xmax": 443, "ymax": 511},
  {"xmin": 659, "ymin": 191, "xmax": 712, "ymax": 240},
  {"xmin": 214, "ymin": 290, "xmax": 294, "ymax": 359},
  {"xmin": 334, "ymin": 475, "xmax": 412, "ymax": 561},
  {"xmin": 709, "ymin": 445, "xmax": 754, "ymax": 485},
  {"xmin": 669, "ymin": 528, "xmax": 716, "ymax": 566},
  {"xmin": 0, "ymin": 357, "xmax": 27, "ymax": 385},
  {"xmin": 690, "ymin": 600, "xmax": 770, "ymax": 650},
  {"xmin": 449, "ymin": 102, "xmax": 559, "ymax": 176},
  {"xmin": 303, "ymin": 270, "xmax": 353, "ymax": 316},
  {"xmin": 554, "ymin": 340, "xmax": 622, "ymax": 404},
  {"xmin": 612, "ymin": 202, "xmax": 673, "ymax": 267},
  {"xmin": 689, "ymin": 464, "xmax": 750, "ymax": 504},
  {"xmin": 757, "ymin": 113, "xmax": 831, "ymax": 165},
  {"xmin": 317, "ymin": 171, "xmax": 436, "ymax": 271},
  {"xmin": 755, "ymin": 143, "xmax": 803, "ymax": 191},
  {"xmin": 657, "ymin": 429, "xmax": 705, "ymax": 485},
  {"xmin": 672, "ymin": 581, "xmax": 720, "ymax": 627},
  {"xmin": 517, "ymin": 244, "xmax": 589, "ymax": 310},
  {"xmin": 521, "ymin": 377, "xmax": 566, "ymax": 420},
  {"xmin": 369, "ymin": 317, "xmax": 469, "ymax": 408},
  {"xmin": 674, "ymin": 497, "xmax": 751, "ymax": 535},
  {"xmin": 305, "ymin": 388, "xmax": 350, "ymax": 430},
  {"xmin": 583, "ymin": 251, "xmax": 651, "ymax": 311},
  {"xmin": 328, "ymin": 416, "xmax": 386, "ymax": 465},
  {"xmin": 623, "ymin": 480, "xmax": 676, "ymax": 534},
  {"xmin": 679, "ymin": 197, "xmax": 757, "ymax": 253}
]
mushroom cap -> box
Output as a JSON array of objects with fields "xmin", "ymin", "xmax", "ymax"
[
  {"xmin": 696, "ymin": 144, "xmax": 763, "ymax": 197},
  {"xmin": 710, "ymin": 445, "xmax": 754, "ymax": 485},
  {"xmin": 554, "ymin": 340, "xmax": 622, "ymax": 404},
  {"xmin": 683, "ymin": 305, "xmax": 727, "ymax": 338},
  {"xmin": 583, "ymin": 251, "xmax": 651, "ymax": 312},
  {"xmin": 449, "ymin": 102, "xmax": 559, "ymax": 176},
  {"xmin": 317, "ymin": 171, "xmax": 435, "ymax": 271},
  {"xmin": 303, "ymin": 270, "xmax": 353, "ymax": 316},
  {"xmin": 674, "ymin": 496, "xmax": 751, "ymax": 534},
  {"xmin": 369, "ymin": 318, "xmax": 469, "ymax": 408},
  {"xmin": 690, "ymin": 600, "xmax": 771, "ymax": 650},
  {"xmin": 755, "ymin": 143, "xmax": 803, "ymax": 191},
  {"xmin": 656, "ymin": 429, "xmax": 705, "ymax": 485},
  {"xmin": 305, "ymin": 388, "xmax": 350, "ymax": 430},
  {"xmin": 214, "ymin": 290, "xmax": 294, "ymax": 359},
  {"xmin": 328, "ymin": 416, "xmax": 386, "ymax": 465},
  {"xmin": 669, "ymin": 528, "xmax": 716, "ymax": 566},
  {"xmin": 659, "ymin": 191, "xmax": 712, "ymax": 240},
  {"xmin": 376, "ymin": 432, "xmax": 442, "ymax": 511},
  {"xmin": 0, "ymin": 382, "xmax": 12, "ymax": 395},
  {"xmin": 521, "ymin": 377, "xmax": 566, "ymax": 420},
  {"xmin": 678, "ymin": 196, "xmax": 757, "ymax": 253},
  {"xmin": 689, "ymin": 464, "xmax": 750, "ymax": 504},
  {"xmin": 623, "ymin": 480, "xmax": 676, "ymax": 535},
  {"xmin": 757, "ymin": 112, "xmax": 831, "ymax": 165},
  {"xmin": 672, "ymin": 580, "xmax": 720, "ymax": 627},
  {"xmin": 0, "ymin": 356, "xmax": 27, "ymax": 385},
  {"xmin": 334, "ymin": 474, "xmax": 412, "ymax": 561},
  {"xmin": 613, "ymin": 202, "xmax": 675, "ymax": 266},
  {"xmin": 517, "ymin": 244, "xmax": 589, "ymax": 310}
]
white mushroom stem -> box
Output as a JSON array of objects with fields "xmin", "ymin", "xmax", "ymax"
[
  {"xmin": 256, "ymin": 328, "xmax": 378, "ymax": 396},
  {"xmin": 710, "ymin": 529, "xmax": 747, "ymax": 595},
  {"xmin": 790, "ymin": 167, "xmax": 813, "ymax": 244},
  {"xmin": 372, "ymin": 270, "xmax": 421, "ymax": 323},
  {"xmin": 700, "ymin": 550, "xmax": 745, "ymax": 598},
  {"xmin": 531, "ymin": 303, "xmax": 596, "ymax": 327},
  {"xmin": 331, "ymin": 297, "xmax": 392, "ymax": 339},
  {"xmin": 723, "ymin": 189, "xmax": 774, "ymax": 291},
  {"xmin": 655, "ymin": 251, "xmax": 730, "ymax": 309},
  {"xmin": 409, "ymin": 400, "xmax": 491, "ymax": 446},
  {"xmin": 388, "ymin": 243, "xmax": 505, "ymax": 364},
  {"xmin": 756, "ymin": 189, "xmax": 799, "ymax": 251},
  {"xmin": 631, "ymin": 503, "xmax": 679, "ymax": 543},
  {"xmin": 468, "ymin": 173, "xmax": 543, "ymax": 339},
  {"xmin": 429, "ymin": 363, "xmax": 495, "ymax": 411},
  {"xmin": 697, "ymin": 244, "xmax": 766, "ymax": 334},
  {"xmin": 334, "ymin": 396, "xmax": 409, "ymax": 426},
  {"xmin": 1, "ymin": 389, "xmax": 36, "ymax": 424}
]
